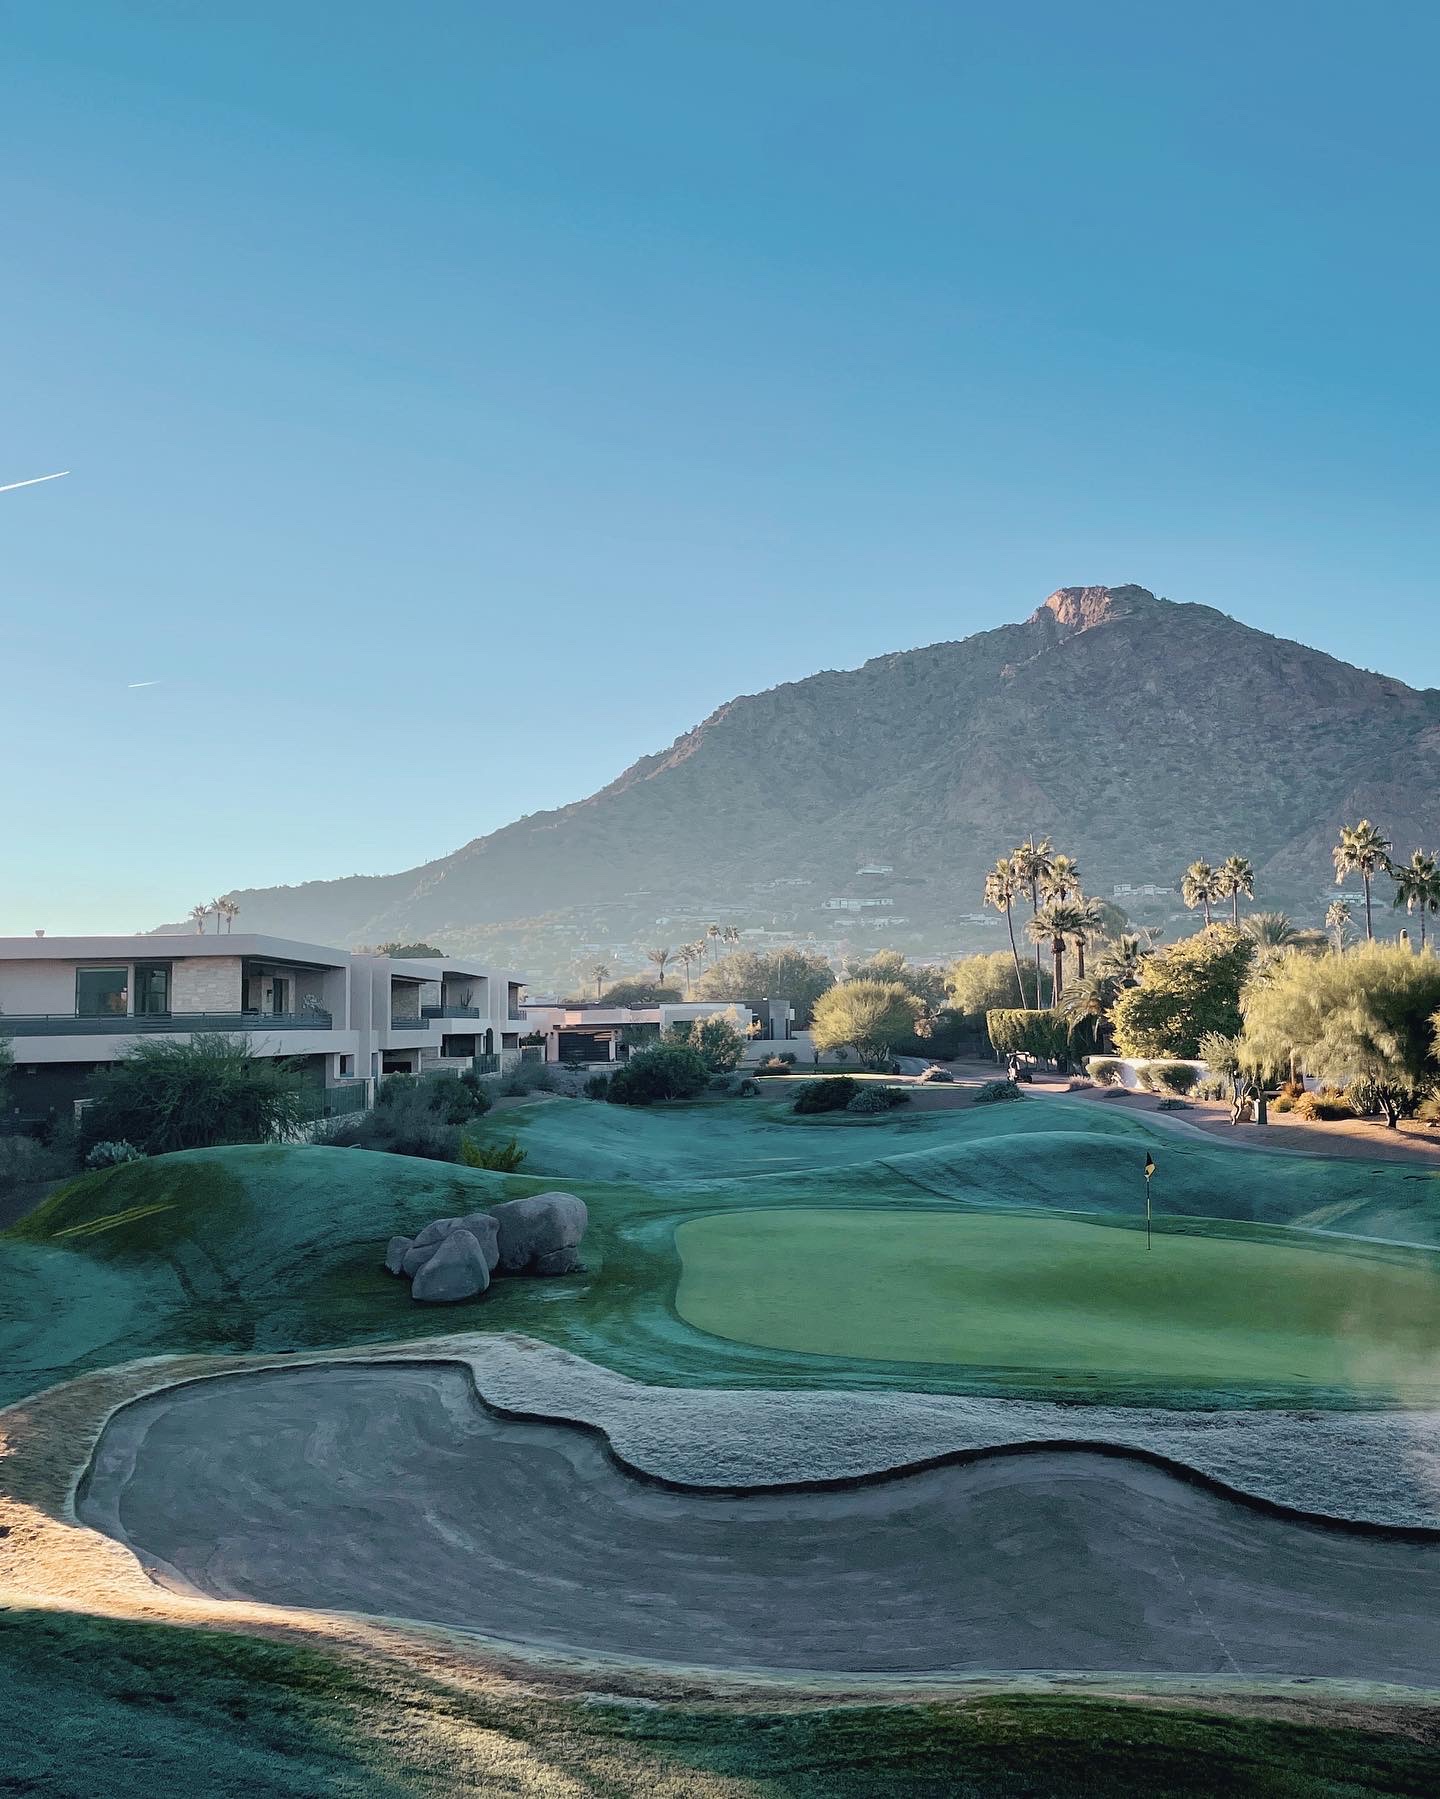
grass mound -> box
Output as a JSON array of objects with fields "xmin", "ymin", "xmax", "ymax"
[
  {"xmin": 2, "ymin": 1607, "xmax": 1435, "ymax": 1797},
  {"xmin": 5, "ymin": 1097, "xmax": 1440, "ymax": 1408},
  {"xmin": 676, "ymin": 1208, "xmax": 1440, "ymax": 1402},
  {"xmin": 0, "ymin": 1145, "xmax": 520, "ymax": 1405}
]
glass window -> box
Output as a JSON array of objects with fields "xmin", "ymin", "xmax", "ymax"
[
  {"xmin": 133, "ymin": 962, "xmax": 171, "ymax": 1016},
  {"xmin": 76, "ymin": 967, "xmax": 128, "ymax": 1017}
]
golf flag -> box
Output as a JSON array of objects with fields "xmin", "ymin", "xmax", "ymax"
[{"xmin": 1144, "ymin": 1152, "xmax": 1155, "ymax": 1249}]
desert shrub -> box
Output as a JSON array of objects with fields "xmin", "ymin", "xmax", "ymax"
[
  {"xmin": 916, "ymin": 1066, "xmax": 955, "ymax": 1083},
  {"xmin": 583, "ymin": 1072, "xmax": 610, "ymax": 1100},
  {"xmin": 83, "ymin": 1139, "xmax": 144, "ymax": 1171},
  {"xmin": 1133, "ymin": 1064, "xmax": 1158, "ymax": 1092},
  {"xmin": 500, "ymin": 1060, "xmax": 555, "ymax": 1097},
  {"xmin": 754, "ymin": 1056, "xmax": 795, "ymax": 1076},
  {"xmin": 792, "ymin": 1077, "xmax": 859, "ymax": 1114},
  {"xmin": 1293, "ymin": 1089, "xmax": 1355, "ymax": 1122},
  {"xmin": 663, "ymin": 1016, "xmax": 745, "ymax": 1073},
  {"xmin": 846, "ymin": 1086, "xmax": 910, "ymax": 1113},
  {"xmin": 1151, "ymin": 1062, "xmax": 1200, "ymax": 1096},
  {"xmin": 459, "ymin": 1135, "xmax": 528, "ymax": 1172},
  {"xmin": 0, "ymin": 1134, "xmax": 74, "ymax": 1192},
  {"xmin": 1087, "ymin": 1058, "xmax": 1123, "ymax": 1086},
  {"xmin": 973, "ymin": 1079, "xmax": 1022, "ymax": 1104},
  {"xmin": 380, "ymin": 1072, "xmax": 491, "ymax": 1124},
  {"xmin": 78, "ymin": 1034, "xmax": 307, "ymax": 1156},
  {"xmin": 734, "ymin": 1076, "xmax": 760, "ymax": 1097},
  {"xmin": 1272, "ymin": 1094, "xmax": 1295, "ymax": 1113},
  {"xmin": 606, "ymin": 1042, "xmax": 710, "ymax": 1105},
  {"xmin": 1156, "ymin": 1097, "xmax": 1191, "ymax": 1111},
  {"xmin": 1194, "ymin": 1077, "xmax": 1228, "ymax": 1101},
  {"xmin": 1279, "ymin": 1078, "xmax": 1306, "ymax": 1100},
  {"xmin": 1416, "ymin": 1094, "xmax": 1440, "ymax": 1124}
]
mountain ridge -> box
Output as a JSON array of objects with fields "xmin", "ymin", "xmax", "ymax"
[{"xmin": 163, "ymin": 588, "xmax": 1440, "ymax": 977}]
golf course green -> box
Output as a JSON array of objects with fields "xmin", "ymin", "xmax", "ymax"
[
  {"xmin": 5, "ymin": 1092, "xmax": 1440, "ymax": 1406},
  {"xmin": 676, "ymin": 1207, "xmax": 1440, "ymax": 1397}
]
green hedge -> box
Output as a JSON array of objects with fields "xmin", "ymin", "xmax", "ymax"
[{"xmin": 986, "ymin": 1009, "xmax": 1069, "ymax": 1064}]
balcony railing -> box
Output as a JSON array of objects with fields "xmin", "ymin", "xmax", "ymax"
[
  {"xmin": 508, "ymin": 1009, "xmax": 527, "ymax": 1022},
  {"xmin": 421, "ymin": 1004, "xmax": 480, "ymax": 1019},
  {"xmin": 386, "ymin": 1017, "xmax": 428, "ymax": 1034},
  {"xmin": 0, "ymin": 1010, "xmax": 333, "ymax": 1037}
]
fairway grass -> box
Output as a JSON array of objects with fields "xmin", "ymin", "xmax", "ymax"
[{"xmin": 676, "ymin": 1208, "xmax": 1440, "ymax": 1400}]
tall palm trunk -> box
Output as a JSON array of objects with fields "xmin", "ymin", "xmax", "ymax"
[
  {"xmin": 1232, "ymin": 890, "xmax": 1240, "ymax": 927},
  {"xmin": 1005, "ymin": 903, "xmax": 1026, "ymax": 1007},
  {"xmin": 1364, "ymin": 874, "xmax": 1373, "ymax": 940},
  {"xmin": 1076, "ymin": 936, "xmax": 1086, "ymax": 980},
  {"xmin": 1031, "ymin": 881, "xmax": 1042, "ymax": 979},
  {"xmin": 1052, "ymin": 939, "xmax": 1064, "ymax": 1002}
]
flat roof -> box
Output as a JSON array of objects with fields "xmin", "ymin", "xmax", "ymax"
[{"xmin": 0, "ymin": 933, "xmax": 353, "ymax": 967}]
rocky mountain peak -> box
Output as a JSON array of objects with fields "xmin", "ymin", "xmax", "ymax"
[{"xmin": 1032, "ymin": 584, "xmax": 1157, "ymax": 642}]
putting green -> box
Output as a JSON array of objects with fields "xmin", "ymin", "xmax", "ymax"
[{"xmin": 675, "ymin": 1208, "xmax": 1440, "ymax": 1399}]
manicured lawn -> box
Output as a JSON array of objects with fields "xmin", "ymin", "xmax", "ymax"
[
  {"xmin": 676, "ymin": 1207, "xmax": 1440, "ymax": 1400},
  {"xmin": 3, "ymin": 1607, "xmax": 1437, "ymax": 1798},
  {"xmin": 5, "ymin": 1096, "xmax": 1440, "ymax": 1407}
]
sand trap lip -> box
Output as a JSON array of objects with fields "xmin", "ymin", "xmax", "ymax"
[{"xmin": 78, "ymin": 1362, "xmax": 1440, "ymax": 1684}]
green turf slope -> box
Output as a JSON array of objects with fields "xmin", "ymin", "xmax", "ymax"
[
  {"xmin": 4, "ymin": 1608, "xmax": 1436, "ymax": 1798},
  {"xmin": 5, "ymin": 1096, "xmax": 1440, "ymax": 1408},
  {"xmin": 677, "ymin": 1208, "xmax": 1440, "ymax": 1401}
]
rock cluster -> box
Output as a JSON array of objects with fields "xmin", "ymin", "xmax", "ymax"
[{"xmin": 384, "ymin": 1191, "xmax": 587, "ymax": 1304}]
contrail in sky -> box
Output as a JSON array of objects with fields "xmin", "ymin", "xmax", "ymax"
[
  {"xmin": 0, "ymin": 471, "xmax": 70, "ymax": 494},
  {"xmin": 127, "ymin": 680, "xmax": 161, "ymax": 689}
]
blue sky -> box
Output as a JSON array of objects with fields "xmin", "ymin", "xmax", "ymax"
[{"xmin": 3, "ymin": 2, "xmax": 1438, "ymax": 932}]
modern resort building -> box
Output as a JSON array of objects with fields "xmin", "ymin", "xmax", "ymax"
[{"xmin": 0, "ymin": 934, "xmax": 528, "ymax": 1126}]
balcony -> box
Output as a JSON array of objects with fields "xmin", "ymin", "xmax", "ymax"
[
  {"xmin": 421, "ymin": 1004, "xmax": 480, "ymax": 1020},
  {"xmin": 386, "ymin": 1017, "xmax": 428, "ymax": 1034},
  {"xmin": 0, "ymin": 1009, "xmax": 333, "ymax": 1037},
  {"xmin": 508, "ymin": 1008, "xmax": 527, "ymax": 1023}
]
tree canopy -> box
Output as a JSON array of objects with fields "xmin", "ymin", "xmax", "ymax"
[
  {"xmin": 946, "ymin": 951, "xmax": 1052, "ymax": 1014},
  {"xmin": 597, "ymin": 979, "xmax": 684, "ymax": 1007},
  {"xmin": 696, "ymin": 948, "xmax": 836, "ymax": 1025},
  {"xmin": 844, "ymin": 949, "xmax": 947, "ymax": 1013},
  {"xmin": 1110, "ymin": 928, "xmax": 1254, "ymax": 1060},
  {"xmin": 78, "ymin": 1034, "xmax": 307, "ymax": 1156},
  {"xmin": 809, "ymin": 980, "xmax": 924, "ymax": 1067},
  {"xmin": 1241, "ymin": 943, "xmax": 1440, "ymax": 1126}
]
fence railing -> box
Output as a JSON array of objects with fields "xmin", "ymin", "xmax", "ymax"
[
  {"xmin": 421, "ymin": 1004, "xmax": 480, "ymax": 1019},
  {"xmin": 472, "ymin": 1052, "xmax": 501, "ymax": 1076},
  {"xmin": 293, "ymin": 1082, "xmax": 370, "ymax": 1121},
  {"xmin": 0, "ymin": 1009, "xmax": 333, "ymax": 1036}
]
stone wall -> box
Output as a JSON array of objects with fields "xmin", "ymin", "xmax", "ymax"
[{"xmin": 171, "ymin": 957, "xmax": 243, "ymax": 1013}]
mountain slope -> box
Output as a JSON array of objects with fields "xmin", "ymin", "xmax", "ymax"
[{"xmin": 183, "ymin": 587, "xmax": 1440, "ymax": 961}]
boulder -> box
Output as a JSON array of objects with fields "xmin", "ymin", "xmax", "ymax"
[
  {"xmin": 410, "ymin": 1228, "xmax": 491, "ymax": 1304},
  {"xmin": 383, "ymin": 1235, "xmax": 413, "ymax": 1276},
  {"xmin": 400, "ymin": 1240, "xmax": 439, "ymax": 1278},
  {"xmin": 411, "ymin": 1216, "xmax": 463, "ymax": 1251},
  {"xmin": 456, "ymin": 1210, "xmax": 501, "ymax": 1272},
  {"xmin": 490, "ymin": 1191, "xmax": 588, "ymax": 1276}
]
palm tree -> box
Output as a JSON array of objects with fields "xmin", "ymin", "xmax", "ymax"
[
  {"xmin": 706, "ymin": 923, "xmax": 722, "ymax": 966},
  {"xmin": 1240, "ymin": 911, "xmax": 1301, "ymax": 950},
  {"xmin": 190, "ymin": 902, "xmax": 211, "ymax": 934},
  {"xmin": 1070, "ymin": 894, "xmax": 1106, "ymax": 980},
  {"xmin": 1390, "ymin": 848, "xmax": 1440, "ymax": 951},
  {"xmin": 215, "ymin": 897, "xmax": 239, "ymax": 933},
  {"xmin": 1040, "ymin": 853, "xmax": 1082, "ymax": 903},
  {"xmin": 1094, "ymin": 932, "xmax": 1153, "ymax": 986},
  {"xmin": 591, "ymin": 963, "xmax": 611, "ymax": 1000},
  {"xmin": 722, "ymin": 925, "xmax": 741, "ymax": 952},
  {"xmin": 1218, "ymin": 855, "xmax": 1254, "ymax": 927},
  {"xmin": 645, "ymin": 946, "xmax": 672, "ymax": 988},
  {"xmin": 1057, "ymin": 967, "xmax": 1127, "ymax": 1053},
  {"xmin": 1026, "ymin": 899, "xmax": 1084, "ymax": 1001},
  {"xmin": 1012, "ymin": 836, "xmax": 1054, "ymax": 980},
  {"xmin": 1180, "ymin": 860, "xmax": 1224, "ymax": 928},
  {"xmin": 983, "ymin": 856, "xmax": 1028, "ymax": 1006},
  {"xmin": 1325, "ymin": 898, "xmax": 1353, "ymax": 955},
  {"xmin": 1332, "ymin": 820, "xmax": 1393, "ymax": 941}
]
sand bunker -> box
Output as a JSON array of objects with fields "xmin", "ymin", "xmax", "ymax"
[{"xmin": 80, "ymin": 1363, "xmax": 1440, "ymax": 1683}]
